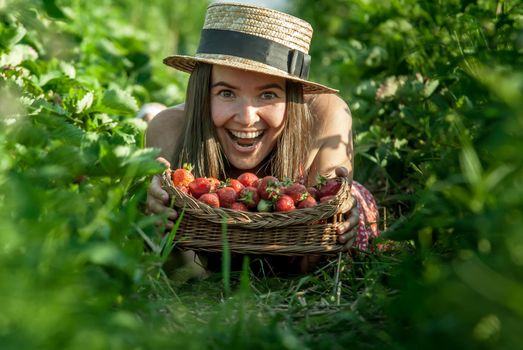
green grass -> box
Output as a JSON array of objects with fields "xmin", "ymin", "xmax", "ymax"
[{"xmin": 1, "ymin": 0, "xmax": 522, "ymax": 349}]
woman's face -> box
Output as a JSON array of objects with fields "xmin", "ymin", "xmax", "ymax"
[{"xmin": 210, "ymin": 65, "xmax": 286, "ymax": 171}]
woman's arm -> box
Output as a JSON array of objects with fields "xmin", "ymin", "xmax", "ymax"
[
  {"xmin": 304, "ymin": 94, "xmax": 358, "ymax": 251},
  {"xmin": 144, "ymin": 106, "xmax": 185, "ymax": 228},
  {"xmin": 306, "ymin": 94, "xmax": 354, "ymax": 184}
]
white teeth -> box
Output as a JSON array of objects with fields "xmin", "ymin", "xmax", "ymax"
[{"xmin": 229, "ymin": 130, "xmax": 263, "ymax": 139}]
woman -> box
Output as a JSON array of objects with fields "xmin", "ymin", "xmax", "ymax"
[{"xmin": 145, "ymin": 3, "xmax": 379, "ymax": 273}]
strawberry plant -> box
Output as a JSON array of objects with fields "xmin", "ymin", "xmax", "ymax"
[{"xmin": 1, "ymin": 1, "xmax": 522, "ymax": 350}]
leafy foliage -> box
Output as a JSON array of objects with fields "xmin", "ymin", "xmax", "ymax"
[
  {"xmin": 1, "ymin": 0, "xmax": 522, "ymax": 349},
  {"xmin": 294, "ymin": 0, "xmax": 523, "ymax": 348},
  {"xmin": 0, "ymin": 1, "xmax": 187, "ymax": 348}
]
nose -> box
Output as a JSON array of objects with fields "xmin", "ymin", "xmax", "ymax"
[{"xmin": 235, "ymin": 100, "xmax": 259, "ymax": 126}]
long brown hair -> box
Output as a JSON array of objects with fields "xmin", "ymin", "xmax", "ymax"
[{"xmin": 173, "ymin": 63, "xmax": 316, "ymax": 182}]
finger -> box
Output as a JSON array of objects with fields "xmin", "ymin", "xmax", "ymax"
[
  {"xmin": 155, "ymin": 218, "xmax": 174, "ymax": 231},
  {"xmin": 339, "ymin": 196, "xmax": 358, "ymax": 216},
  {"xmin": 338, "ymin": 225, "xmax": 357, "ymax": 243},
  {"xmin": 167, "ymin": 208, "xmax": 178, "ymax": 220},
  {"xmin": 156, "ymin": 157, "xmax": 171, "ymax": 169},
  {"xmin": 336, "ymin": 208, "xmax": 359, "ymax": 236},
  {"xmin": 335, "ymin": 166, "xmax": 349, "ymax": 178},
  {"xmin": 148, "ymin": 175, "xmax": 170, "ymax": 204},
  {"xmin": 147, "ymin": 198, "xmax": 178, "ymax": 219},
  {"xmin": 343, "ymin": 235, "xmax": 357, "ymax": 251}
]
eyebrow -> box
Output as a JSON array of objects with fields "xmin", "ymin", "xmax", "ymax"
[
  {"xmin": 210, "ymin": 81, "xmax": 285, "ymax": 91},
  {"xmin": 211, "ymin": 81, "xmax": 238, "ymax": 89},
  {"xmin": 256, "ymin": 83, "xmax": 285, "ymax": 91}
]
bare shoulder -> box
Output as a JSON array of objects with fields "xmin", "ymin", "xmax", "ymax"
[
  {"xmin": 145, "ymin": 106, "xmax": 185, "ymax": 161},
  {"xmin": 304, "ymin": 94, "xmax": 353, "ymax": 181},
  {"xmin": 306, "ymin": 94, "xmax": 352, "ymax": 131}
]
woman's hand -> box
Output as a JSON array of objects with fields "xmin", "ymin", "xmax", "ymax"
[
  {"xmin": 334, "ymin": 167, "xmax": 359, "ymax": 250},
  {"xmin": 145, "ymin": 157, "xmax": 178, "ymax": 230}
]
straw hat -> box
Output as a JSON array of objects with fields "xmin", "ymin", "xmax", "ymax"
[{"xmin": 163, "ymin": 2, "xmax": 337, "ymax": 94}]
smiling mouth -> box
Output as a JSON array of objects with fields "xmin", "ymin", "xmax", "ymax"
[{"xmin": 227, "ymin": 130, "xmax": 264, "ymax": 147}]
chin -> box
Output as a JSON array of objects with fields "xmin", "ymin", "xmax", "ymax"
[{"xmin": 229, "ymin": 157, "xmax": 262, "ymax": 171}]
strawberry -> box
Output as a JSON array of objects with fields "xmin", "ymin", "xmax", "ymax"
[
  {"xmin": 208, "ymin": 177, "xmax": 221, "ymax": 192},
  {"xmin": 275, "ymin": 195, "xmax": 296, "ymax": 212},
  {"xmin": 283, "ymin": 183, "xmax": 309, "ymax": 204},
  {"xmin": 307, "ymin": 186, "xmax": 320, "ymax": 201},
  {"xmin": 73, "ymin": 175, "xmax": 88, "ymax": 184},
  {"xmin": 297, "ymin": 195, "xmax": 317, "ymax": 209},
  {"xmin": 257, "ymin": 199, "xmax": 274, "ymax": 212},
  {"xmin": 257, "ymin": 176, "xmax": 281, "ymax": 200},
  {"xmin": 177, "ymin": 185, "xmax": 190, "ymax": 195},
  {"xmin": 198, "ymin": 193, "xmax": 220, "ymax": 207},
  {"xmin": 317, "ymin": 178, "xmax": 342, "ymax": 198},
  {"xmin": 216, "ymin": 186, "xmax": 238, "ymax": 208},
  {"xmin": 230, "ymin": 202, "xmax": 248, "ymax": 211},
  {"xmin": 189, "ymin": 177, "xmax": 213, "ymax": 199},
  {"xmin": 319, "ymin": 195, "xmax": 336, "ymax": 203},
  {"xmin": 237, "ymin": 172, "xmax": 259, "ymax": 187},
  {"xmin": 238, "ymin": 186, "xmax": 260, "ymax": 209},
  {"xmin": 225, "ymin": 178, "xmax": 245, "ymax": 194},
  {"xmin": 172, "ymin": 164, "xmax": 194, "ymax": 188}
]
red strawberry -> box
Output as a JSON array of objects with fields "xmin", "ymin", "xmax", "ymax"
[
  {"xmin": 237, "ymin": 172, "xmax": 259, "ymax": 187},
  {"xmin": 225, "ymin": 178, "xmax": 245, "ymax": 194},
  {"xmin": 208, "ymin": 177, "xmax": 221, "ymax": 192},
  {"xmin": 238, "ymin": 186, "xmax": 260, "ymax": 209},
  {"xmin": 257, "ymin": 199, "xmax": 274, "ymax": 212},
  {"xmin": 307, "ymin": 186, "xmax": 320, "ymax": 201},
  {"xmin": 275, "ymin": 195, "xmax": 296, "ymax": 212},
  {"xmin": 257, "ymin": 176, "xmax": 281, "ymax": 200},
  {"xmin": 297, "ymin": 195, "xmax": 317, "ymax": 209},
  {"xmin": 318, "ymin": 178, "xmax": 342, "ymax": 198},
  {"xmin": 189, "ymin": 177, "xmax": 213, "ymax": 199},
  {"xmin": 319, "ymin": 195, "xmax": 336, "ymax": 203},
  {"xmin": 216, "ymin": 186, "xmax": 238, "ymax": 208},
  {"xmin": 172, "ymin": 164, "xmax": 194, "ymax": 188},
  {"xmin": 230, "ymin": 202, "xmax": 248, "ymax": 211},
  {"xmin": 177, "ymin": 185, "xmax": 190, "ymax": 195},
  {"xmin": 284, "ymin": 183, "xmax": 309, "ymax": 204},
  {"xmin": 198, "ymin": 192, "xmax": 220, "ymax": 207}
]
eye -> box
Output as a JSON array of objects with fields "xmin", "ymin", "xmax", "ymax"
[
  {"xmin": 260, "ymin": 91, "xmax": 279, "ymax": 100},
  {"xmin": 218, "ymin": 89, "xmax": 235, "ymax": 98}
]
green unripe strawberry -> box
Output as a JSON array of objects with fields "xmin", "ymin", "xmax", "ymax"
[{"xmin": 257, "ymin": 199, "xmax": 274, "ymax": 212}]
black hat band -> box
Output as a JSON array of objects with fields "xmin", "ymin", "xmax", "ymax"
[{"xmin": 197, "ymin": 29, "xmax": 311, "ymax": 79}]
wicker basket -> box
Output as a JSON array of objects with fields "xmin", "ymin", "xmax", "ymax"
[{"xmin": 160, "ymin": 171, "xmax": 354, "ymax": 255}]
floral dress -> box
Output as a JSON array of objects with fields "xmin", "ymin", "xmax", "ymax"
[{"xmin": 351, "ymin": 181, "xmax": 380, "ymax": 251}]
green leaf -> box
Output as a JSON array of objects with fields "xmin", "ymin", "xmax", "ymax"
[
  {"xmin": 0, "ymin": 44, "xmax": 38, "ymax": 66},
  {"xmin": 100, "ymin": 88, "xmax": 138, "ymax": 115},
  {"xmin": 160, "ymin": 208, "xmax": 184, "ymax": 261},
  {"xmin": 460, "ymin": 146, "xmax": 482, "ymax": 186},
  {"xmin": 484, "ymin": 165, "xmax": 514, "ymax": 192},
  {"xmin": 423, "ymin": 79, "xmax": 439, "ymax": 97},
  {"xmin": 76, "ymin": 91, "xmax": 94, "ymax": 114},
  {"xmin": 42, "ymin": 0, "xmax": 69, "ymax": 20},
  {"xmin": 82, "ymin": 242, "xmax": 129, "ymax": 270},
  {"xmin": 59, "ymin": 61, "xmax": 76, "ymax": 78},
  {"xmin": 0, "ymin": 25, "xmax": 26, "ymax": 50}
]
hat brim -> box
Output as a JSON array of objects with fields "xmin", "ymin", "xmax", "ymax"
[{"xmin": 163, "ymin": 54, "xmax": 338, "ymax": 95}]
